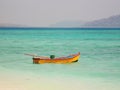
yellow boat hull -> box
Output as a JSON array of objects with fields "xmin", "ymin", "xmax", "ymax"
[{"xmin": 33, "ymin": 52, "xmax": 80, "ymax": 64}]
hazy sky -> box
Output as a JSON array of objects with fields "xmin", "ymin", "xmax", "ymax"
[{"xmin": 0, "ymin": 0, "xmax": 120, "ymax": 27}]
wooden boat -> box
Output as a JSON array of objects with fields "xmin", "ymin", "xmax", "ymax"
[{"xmin": 32, "ymin": 52, "xmax": 80, "ymax": 64}]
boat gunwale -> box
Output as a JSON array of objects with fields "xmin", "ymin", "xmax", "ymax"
[{"xmin": 33, "ymin": 52, "xmax": 80, "ymax": 61}]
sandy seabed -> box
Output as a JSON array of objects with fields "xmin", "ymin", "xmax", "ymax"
[{"xmin": 0, "ymin": 68, "xmax": 120, "ymax": 90}]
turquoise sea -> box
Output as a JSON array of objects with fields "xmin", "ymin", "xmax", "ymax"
[{"xmin": 0, "ymin": 28, "xmax": 120, "ymax": 90}]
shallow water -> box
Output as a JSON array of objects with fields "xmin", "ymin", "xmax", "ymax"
[{"xmin": 0, "ymin": 28, "xmax": 120, "ymax": 90}]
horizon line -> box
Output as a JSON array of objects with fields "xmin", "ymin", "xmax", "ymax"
[{"xmin": 0, "ymin": 27, "xmax": 120, "ymax": 30}]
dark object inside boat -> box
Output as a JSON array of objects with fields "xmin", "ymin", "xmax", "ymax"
[{"xmin": 50, "ymin": 55, "xmax": 55, "ymax": 59}]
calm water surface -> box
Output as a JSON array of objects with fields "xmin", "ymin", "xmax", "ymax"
[{"xmin": 0, "ymin": 28, "xmax": 120, "ymax": 83}]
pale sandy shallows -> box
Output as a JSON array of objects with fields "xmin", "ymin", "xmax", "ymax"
[{"xmin": 0, "ymin": 70, "xmax": 119, "ymax": 90}]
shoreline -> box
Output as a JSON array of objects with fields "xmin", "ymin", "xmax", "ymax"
[{"xmin": 0, "ymin": 67, "xmax": 120, "ymax": 90}]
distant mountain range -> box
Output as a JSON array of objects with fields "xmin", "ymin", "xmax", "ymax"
[
  {"xmin": 0, "ymin": 15, "xmax": 120, "ymax": 28},
  {"xmin": 0, "ymin": 23, "xmax": 26, "ymax": 28},
  {"xmin": 83, "ymin": 15, "xmax": 120, "ymax": 28},
  {"xmin": 51, "ymin": 15, "xmax": 120, "ymax": 28},
  {"xmin": 50, "ymin": 21, "xmax": 85, "ymax": 28}
]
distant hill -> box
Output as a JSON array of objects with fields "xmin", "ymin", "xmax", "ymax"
[
  {"xmin": 51, "ymin": 15, "xmax": 120, "ymax": 28},
  {"xmin": 0, "ymin": 23, "xmax": 26, "ymax": 28},
  {"xmin": 83, "ymin": 15, "xmax": 120, "ymax": 28},
  {"xmin": 1, "ymin": 15, "xmax": 120, "ymax": 28},
  {"xmin": 50, "ymin": 21, "xmax": 85, "ymax": 28}
]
